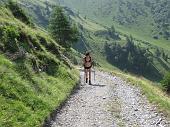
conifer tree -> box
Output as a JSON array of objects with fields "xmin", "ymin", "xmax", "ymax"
[{"xmin": 49, "ymin": 6, "xmax": 79, "ymax": 49}]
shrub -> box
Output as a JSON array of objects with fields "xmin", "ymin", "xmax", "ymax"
[
  {"xmin": 0, "ymin": 25, "xmax": 19, "ymax": 53},
  {"xmin": 153, "ymin": 35, "xmax": 159, "ymax": 39},
  {"xmin": 7, "ymin": 0, "xmax": 33, "ymax": 26},
  {"xmin": 161, "ymin": 72, "xmax": 170, "ymax": 93}
]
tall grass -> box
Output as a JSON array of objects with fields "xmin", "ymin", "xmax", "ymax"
[
  {"xmin": 0, "ymin": 54, "xmax": 79, "ymax": 127},
  {"xmin": 111, "ymin": 70, "xmax": 170, "ymax": 118}
]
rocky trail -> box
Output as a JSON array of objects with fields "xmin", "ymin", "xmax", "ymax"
[{"xmin": 50, "ymin": 70, "xmax": 170, "ymax": 127}]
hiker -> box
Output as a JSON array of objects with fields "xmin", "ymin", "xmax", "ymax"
[{"xmin": 83, "ymin": 51, "xmax": 93, "ymax": 85}]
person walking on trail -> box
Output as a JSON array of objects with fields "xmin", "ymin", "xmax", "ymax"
[{"xmin": 83, "ymin": 51, "xmax": 93, "ymax": 85}]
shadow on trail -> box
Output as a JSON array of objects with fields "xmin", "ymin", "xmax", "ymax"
[{"xmin": 90, "ymin": 84, "xmax": 106, "ymax": 87}]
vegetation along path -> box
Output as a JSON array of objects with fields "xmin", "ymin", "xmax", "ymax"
[{"xmin": 50, "ymin": 70, "xmax": 170, "ymax": 127}]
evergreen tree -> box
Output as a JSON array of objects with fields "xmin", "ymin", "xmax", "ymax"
[
  {"xmin": 155, "ymin": 48, "xmax": 161, "ymax": 57},
  {"xmin": 126, "ymin": 36, "xmax": 134, "ymax": 51},
  {"xmin": 162, "ymin": 51, "xmax": 166, "ymax": 60},
  {"xmin": 161, "ymin": 72, "xmax": 170, "ymax": 93},
  {"xmin": 49, "ymin": 6, "xmax": 79, "ymax": 49},
  {"xmin": 108, "ymin": 25, "xmax": 115, "ymax": 37},
  {"xmin": 108, "ymin": 25, "xmax": 120, "ymax": 40},
  {"xmin": 164, "ymin": 54, "xmax": 168, "ymax": 62},
  {"xmin": 110, "ymin": 25, "xmax": 116, "ymax": 34},
  {"xmin": 128, "ymin": 52, "xmax": 133, "ymax": 65},
  {"xmin": 7, "ymin": 0, "xmax": 33, "ymax": 26}
]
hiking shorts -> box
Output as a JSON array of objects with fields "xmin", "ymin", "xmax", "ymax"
[{"xmin": 84, "ymin": 65, "xmax": 92, "ymax": 69}]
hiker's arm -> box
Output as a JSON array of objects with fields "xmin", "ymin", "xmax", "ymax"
[{"xmin": 83, "ymin": 57, "xmax": 85, "ymax": 67}]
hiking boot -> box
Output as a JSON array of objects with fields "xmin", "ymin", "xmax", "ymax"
[
  {"xmin": 89, "ymin": 80, "xmax": 92, "ymax": 85},
  {"xmin": 86, "ymin": 78, "xmax": 88, "ymax": 83}
]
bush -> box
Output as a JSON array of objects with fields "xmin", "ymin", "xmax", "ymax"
[
  {"xmin": 7, "ymin": 0, "xmax": 33, "ymax": 26},
  {"xmin": 153, "ymin": 35, "xmax": 159, "ymax": 39},
  {"xmin": 161, "ymin": 72, "xmax": 170, "ymax": 93},
  {"xmin": 0, "ymin": 25, "xmax": 20, "ymax": 53}
]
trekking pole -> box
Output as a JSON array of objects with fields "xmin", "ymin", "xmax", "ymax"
[
  {"xmin": 84, "ymin": 68, "xmax": 86, "ymax": 84},
  {"xmin": 93, "ymin": 61, "xmax": 95, "ymax": 83},
  {"xmin": 82, "ymin": 56, "xmax": 86, "ymax": 84},
  {"xmin": 94, "ymin": 69, "xmax": 95, "ymax": 83}
]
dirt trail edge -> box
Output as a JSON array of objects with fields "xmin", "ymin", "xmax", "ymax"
[{"xmin": 50, "ymin": 70, "xmax": 170, "ymax": 127}]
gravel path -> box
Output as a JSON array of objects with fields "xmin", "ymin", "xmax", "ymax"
[{"xmin": 51, "ymin": 70, "xmax": 170, "ymax": 127}]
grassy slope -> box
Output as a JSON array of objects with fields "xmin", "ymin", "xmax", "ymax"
[{"xmin": 0, "ymin": 5, "xmax": 79, "ymax": 127}]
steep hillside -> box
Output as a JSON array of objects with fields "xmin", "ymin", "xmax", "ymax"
[
  {"xmin": 0, "ymin": 2, "xmax": 79, "ymax": 127},
  {"xmin": 0, "ymin": 0, "xmax": 56, "ymax": 27}
]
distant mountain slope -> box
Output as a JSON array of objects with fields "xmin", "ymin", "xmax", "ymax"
[
  {"xmin": 59, "ymin": 0, "xmax": 170, "ymax": 39},
  {"xmin": 64, "ymin": 6, "xmax": 170, "ymax": 81},
  {"xmin": 58, "ymin": 0, "xmax": 170, "ymax": 52}
]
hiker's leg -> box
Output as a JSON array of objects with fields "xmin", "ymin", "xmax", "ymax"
[
  {"xmin": 89, "ymin": 68, "xmax": 92, "ymax": 84},
  {"xmin": 89, "ymin": 68, "xmax": 91, "ymax": 80},
  {"xmin": 85, "ymin": 69, "xmax": 88, "ymax": 83}
]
